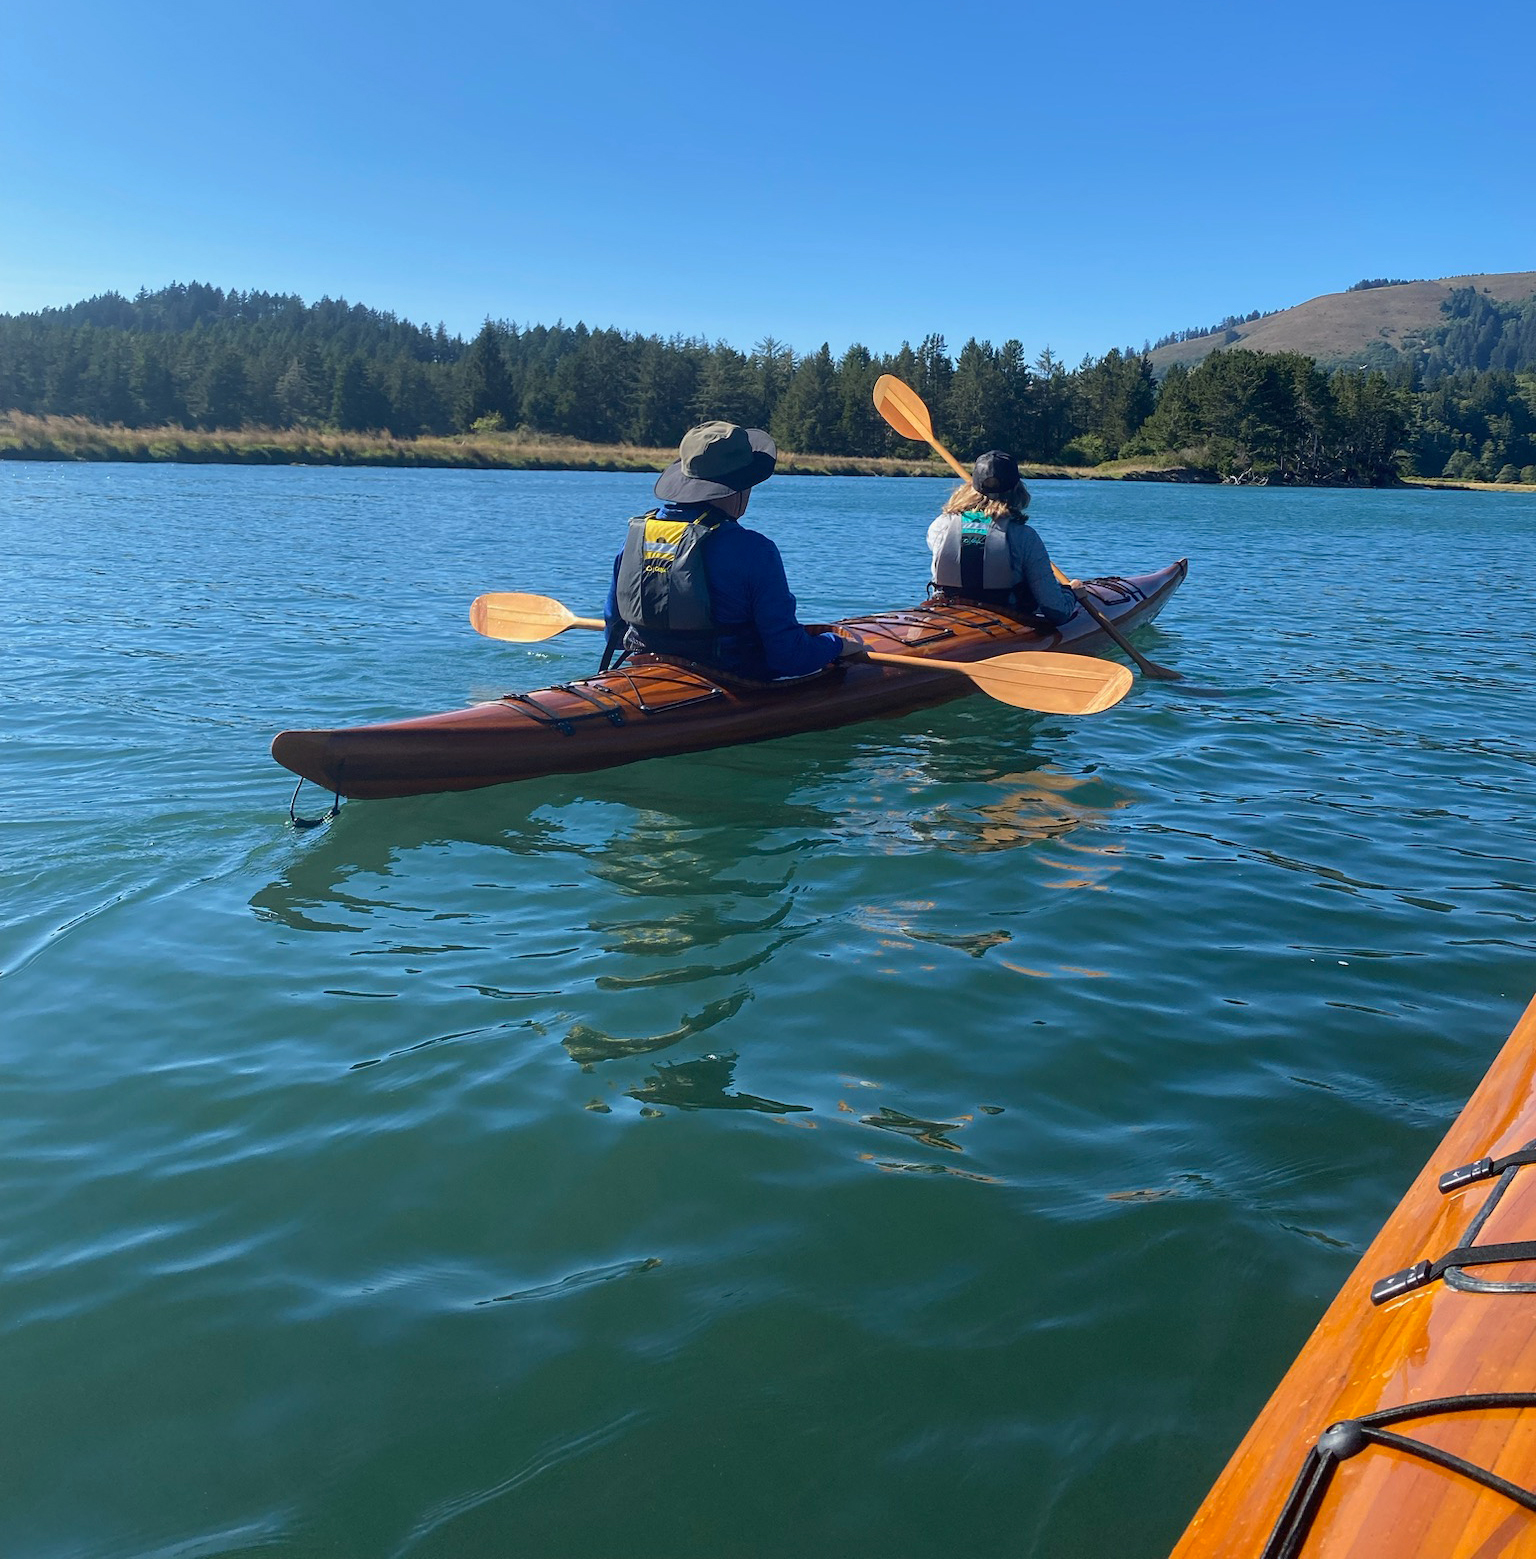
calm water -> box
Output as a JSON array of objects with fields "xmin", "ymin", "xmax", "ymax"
[{"xmin": 4, "ymin": 464, "xmax": 1535, "ymax": 1558}]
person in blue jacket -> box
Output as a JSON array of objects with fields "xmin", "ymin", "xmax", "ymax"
[{"xmin": 603, "ymin": 421, "xmax": 851, "ymax": 680}]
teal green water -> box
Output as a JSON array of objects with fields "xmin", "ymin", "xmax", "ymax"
[{"xmin": 4, "ymin": 466, "xmax": 1536, "ymax": 1558}]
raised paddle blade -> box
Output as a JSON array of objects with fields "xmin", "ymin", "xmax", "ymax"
[
  {"xmin": 872, "ymin": 374, "xmax": 936, "ymax": 444},
  {"xmin": 872, "ymin": 374, "xmax": 971, "ymax": 482},
  {"xmin": 865, "ymin": 649, "xmax": 1133, "ymax": 715},
  {"xmin": 470, "ymin": 592, "xmax": 600, "ymax": 642}
]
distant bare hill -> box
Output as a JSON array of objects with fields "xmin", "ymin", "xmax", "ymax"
[{"xmin": 1147, "ymin": 271, "xmax": 1536, "ymax": 374}]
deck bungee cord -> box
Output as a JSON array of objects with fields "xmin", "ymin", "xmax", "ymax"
[{"xmin": 1260, "ymin": 1394, "xmax": 1536, "ymax": 1559}]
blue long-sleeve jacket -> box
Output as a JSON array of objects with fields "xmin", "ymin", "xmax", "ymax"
[{"xmin": 605, "ymin": 503, "xmax": 843, "ymax": 680}]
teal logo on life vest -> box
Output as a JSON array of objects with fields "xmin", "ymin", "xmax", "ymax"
[
  {"xmin": 959, "ymin": 510, "xmax": 993, "ymax": 548},
  {"xmin": 933, "ymin": 508, "xmax": 1014, "ymax": 596}
]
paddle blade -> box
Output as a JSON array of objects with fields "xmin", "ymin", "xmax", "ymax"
[
  {"xmin": 872, "ymin": 374, "xmax": 936, "ymax": 444},
  {"xmin": 470, "ymin": 592, "xmax": 581, "ymax": 642},
  {"xmin": 964, "ymin": 651, "xmax": 1134, "ymax": 715}
]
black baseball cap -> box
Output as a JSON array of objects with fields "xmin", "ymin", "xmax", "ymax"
[{"xmin": 972, "ymin": 450, "xmax": 1021, "ymax": 497}]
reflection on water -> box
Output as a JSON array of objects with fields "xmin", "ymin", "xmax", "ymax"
[
  {"xmin": 250, "ymin": 731, "xmax": 1128, "ymax": 1120},
  {"xmin": 899, "ymin": 925, "xmax": 1012, "ymax": 957},
  {"xmin": 478, "ymin": 1256, "xmax": 662, "ymax": 1307},
  {"xmin": 857, "ymin": 1104, "xmax": 970, "ymax": 1153},
  {"xmin": 911, "ymin": 766, "xmax": 1133, "ymax": 854},
  {"xmin": 563, "ymin": 992, "xmax": 752, "ymax": 1066},
  {"xmin": 625, "ymin": 1053, "xmax": 810, "ymax": 1115}
]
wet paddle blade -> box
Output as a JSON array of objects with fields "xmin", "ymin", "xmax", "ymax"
[
  {"xmin": 470, "ymin": 592, "xmax": 590, "ymax": 642},
  {"xmin": 964, "ymin": 651, "xmax": 1134, "ymax": 714},
  {"xmin": 865, "ymin": 648, "xmax": 1134, "ymax": 715}
]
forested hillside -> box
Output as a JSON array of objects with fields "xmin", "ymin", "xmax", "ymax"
[{"xmin": 2, "ymin": 282, "xmax": 1535, "ymax": 484}]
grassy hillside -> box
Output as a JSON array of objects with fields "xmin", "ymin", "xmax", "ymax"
[{"xmin": 1148, "ymin": 272, "xmax": 1536, "ymax": 375}]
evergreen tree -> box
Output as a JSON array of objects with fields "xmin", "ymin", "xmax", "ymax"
[
  {"xmin": 691, "ymin": 343, "xmax": 762, "ymax": 428},
  {"xmin": 770, "ymin": 344, "xmax": 840, "ymax": 451},
  {"xmin": 836, "ymin": 344, "xmax": 883, "ymax": 457},
  {"xmin": 626, "ymin": 337, "xmax": 698, "ymax": 446},
  {"xmin": 1072, "ymin": 348, "xmax": 1155, "ymax": 458},
  {"xmin": 751, "ymin": 337, "xmax": 795, "ymax": 428},
  {"xmin": 454, "ymin": 322, "xmax": 517, "ymax": 430},
  {"xmin": 947, "ymin": 338, "xmax": 1011, "ymax": 455},
  {"xmin": 132, "ymin": 340, "xmax": 184, "ymax": 425},
  {"xmin": 275, "ymin": 350, "xmax": 324, "ymax": 426},
  {"xmin": 189, "ymin": 347, "xmax": 250, "ymax": 429},
  {"xmin": 1030, "ymin": 347, "xmax": 1075, "ymax": 460},
  {"xmin": 915, "ymin": 334, "xmax": 953, "ymax": 440},
  {"xmin": 331, "ymin": 354, "xmax": 390, "ymax": 432}
]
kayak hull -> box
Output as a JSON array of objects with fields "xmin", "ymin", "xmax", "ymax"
[
  {"xmin": 1172, "ymin": 991, "xmax": 1536, "ymax": 1558},
  {"xmin": 272, "ymin": 561, "xmax": 1187, "ymax": 800}
]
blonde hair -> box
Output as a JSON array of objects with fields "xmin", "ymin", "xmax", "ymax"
[{"xmin": 941, "ymin": 481, "xmax": 1031, "ymax": 521}]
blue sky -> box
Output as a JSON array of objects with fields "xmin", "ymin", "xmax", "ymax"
[{"xmin": 3, "ymin": 0, "xmax": 1532, "ymax": 364}]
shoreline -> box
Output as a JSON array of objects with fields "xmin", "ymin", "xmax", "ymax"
[
  {"xmin": 3, "ymin": 414, "xmax": 1533, "ymax": 492},
  {"xmin": 0, "ymin": 413, "xmax": 1131, "ymax": 481}
]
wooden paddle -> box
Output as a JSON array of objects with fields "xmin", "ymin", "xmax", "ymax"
[
  {"xmin": 469, "ymin": 592, "xmax": 1133, "ymax": 716},
  {"xmin": 469, "ymin": 592, "xmax": 605, "ymax": 641},
  {"xmin": 871, "ymin": 374, "xmax": 1183, "ymax": 680}
]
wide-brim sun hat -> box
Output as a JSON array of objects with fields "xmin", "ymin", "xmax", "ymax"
[{"xmin": 655, "ymin": 421, "xmax": 778, "ymax": 503}]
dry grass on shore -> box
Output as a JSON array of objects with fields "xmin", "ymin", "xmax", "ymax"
[
  {"xmin": 1401, "ymin": 473, "xmax": 1536, "ymax": 494},
  {"xmin": 0, "ymin": 413, "xmax": 949, "ymax": 478}
]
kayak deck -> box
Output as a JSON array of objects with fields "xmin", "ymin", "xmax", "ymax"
[
  {"xmin": 272, "ymin": 560, "xmax": 1187, "ymax": 800},
  {"xmin": 1172, "ymin": 991, "xmax": 1536, "ymax": 1558}
]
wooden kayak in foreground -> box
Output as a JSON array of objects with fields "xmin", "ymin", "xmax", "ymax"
[
  {"xmin": 1172, "ymin": 990, "xmax": 1536, "ymax": 1558},
  {"xmin": 270, "ymin": 560, "xmax": 1187, "ymax": 800}
]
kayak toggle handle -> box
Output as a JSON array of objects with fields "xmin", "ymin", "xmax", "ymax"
[
  {"xmin": 1370, "ymin": 1260, "xmax": 1434, "ymax": 1305},
  {"xmin": 289, "ymin": 776, "xmax": 341, "ymax": 829},
  {"xmin": 1371, "ymin": 1240, "xmax": 1536, "ymax": 1306},
  {"xmin": 1439, "ymin": 1146, "xmax": 1536, "ymax": 1193},
  {"xmin": 1440, "ymin": 1157, "xmax": 1497, "ymax": 1192}
]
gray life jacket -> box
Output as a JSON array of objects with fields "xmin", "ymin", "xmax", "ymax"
[
  {"xmin": 931, "ymin": 509, "xmax": 1016, "ymax": 605},
  {"xmin": 616, "ymin": 507, "xmax": 727, "ymax": 634}
]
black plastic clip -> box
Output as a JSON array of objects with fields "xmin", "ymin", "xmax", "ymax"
[
  {"xmin": 1370, "ymin": 1260, "xmax": 1433, "ymax": 1305},
  {"xmin": 1440, "ymin": 1157, "xmax": 1497, "ymax": 1193}
]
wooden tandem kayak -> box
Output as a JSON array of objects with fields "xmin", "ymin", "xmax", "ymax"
[
  {"xmin": 1172, "ymin": 990, "xmax": 1536, "ymax": 1559},
  {"xmin": 270, "ymin": 560, "xmax": 1187, "ymax": 800}
]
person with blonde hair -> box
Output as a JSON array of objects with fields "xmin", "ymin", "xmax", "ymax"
[{"xmin": 927, "ymin": 450, "xmax": 1080, "ymax": 625}]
